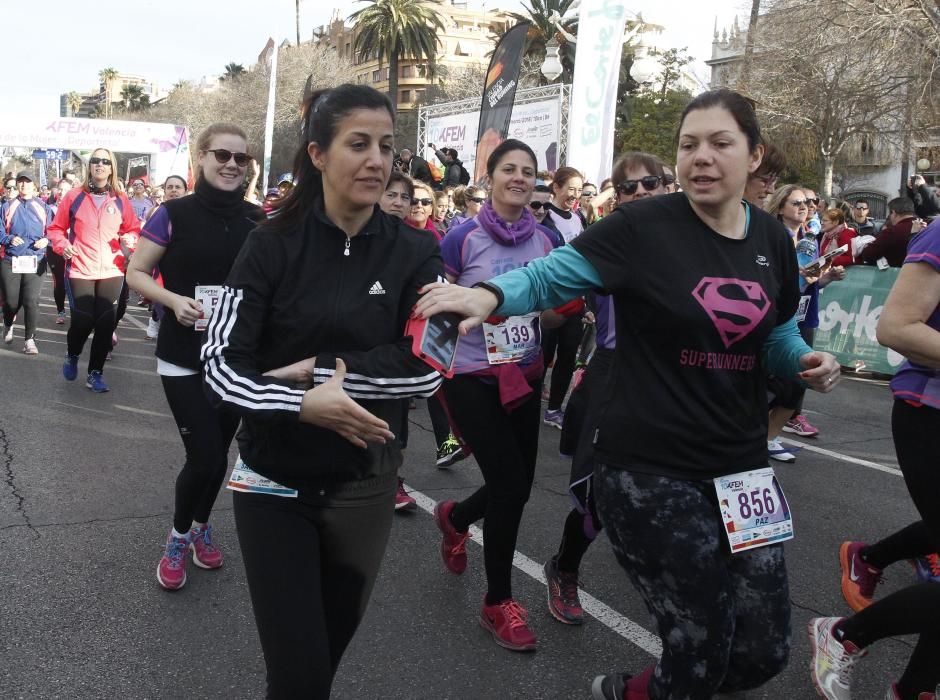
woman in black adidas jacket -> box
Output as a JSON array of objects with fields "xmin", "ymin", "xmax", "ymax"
[{"xmin": 201, "ymin": 84, "xmax": 443, "ymax": 698}]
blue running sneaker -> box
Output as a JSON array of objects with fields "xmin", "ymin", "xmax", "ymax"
[
  {"xmin": 910, "ymin": 553, "xmax": 940, "ymax": 583},
  {"xmin": 86, "ymin": 371, "xmax": 109, "ymax": 393},
  {"xmin": 62, "ymin": 354, "xmax": 78, "ymax": 381}
]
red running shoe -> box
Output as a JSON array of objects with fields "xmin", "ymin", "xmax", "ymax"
[
  {"xmin": 479, "ymin": 598, "xmax": 537, "ymax": 651},
  {"xmin": 839, "ymin": 541, "xmax": 882, "ymax": 612},
  {"xmin": 190, "ymin": 523, "xmax": 224, "ymax": 569},
  {"xmin": 394, "ymin": 477, "xmax": 417, "ymax": 512},
  {"xmin": 433, "ymin": 500, "xmax": 468, "ymax": 574}
]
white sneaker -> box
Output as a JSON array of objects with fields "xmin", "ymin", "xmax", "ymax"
[
  {"xmin": 768, "ymin": 438, "xmax": 796, "ymax": 463},
  {"xmin": 23, "ymin": 339, "xmax": 38, "ymax": 355},
  {"xmin": 809, "ymin": 617, "xmax": 866, "ymax": 700},
  {"xmin": 146, "ymin": 317, "xmax": 160, "ymax": 340},
  {"xmin": 3, "ymin": 325, "xmax": 12, "ymax": 344}
]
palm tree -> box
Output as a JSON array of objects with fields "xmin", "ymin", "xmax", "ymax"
[
  {"xmin": 98, "ymin": 67, "xmax": 118, "ymax": 119},
  {"xmin": 66, "ymin": 91, "xmax": 83, "ymax": 117},
  {"xmin": 348, "ymin": 0, "xmax": 445, "ymax": 108},
  {"xmin": 120, "ymin": 83, "xmax": 146, "ymax": 111},
  {"xmin": 509, "ymin": 0, "xmax": 578, "ymax": 84},
  {"xmin": 222, "ymin": 62, "xmax": 246, "ymax": 81}
]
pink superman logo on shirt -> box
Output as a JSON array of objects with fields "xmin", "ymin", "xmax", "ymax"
[{"xmin": 692, "ymin": 277, "xmax": 770, "ymax": 349}]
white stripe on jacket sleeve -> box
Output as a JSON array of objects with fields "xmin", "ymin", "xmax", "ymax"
[{"xmin": 202, "ymin": 287, "xmax": 306, "ymax": 413}]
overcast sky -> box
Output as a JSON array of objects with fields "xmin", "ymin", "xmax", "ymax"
[{"xmin": 2, "ymin": 0, "xmax": 745, "ymax": 124}]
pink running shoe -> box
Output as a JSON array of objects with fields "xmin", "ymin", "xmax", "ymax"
[
  {"xmin": 479, "ymin": 598, "xmax": 537, "ymax": 651},
  {"xmin": 783, "ymin": 414, "xmax": 819, "ymax": 437},
  {"xmin": 157, "ymin": 531, "xmax": 191, "ymax": 590},
  {"xmin": 190, "ymin": 523, "xmax": 224, "ymax": 569}
]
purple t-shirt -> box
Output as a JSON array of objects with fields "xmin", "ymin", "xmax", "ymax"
[
  {"xmin": 889, "ymin": 220, "xmax": 940, "ymax": 408},
  {"xmin": 141, "ymin": 206, "xmax": 172, "ymax": 247},
  {"xmin": 441, "ymin": 220, "xmax": 554, "ymax": 372}
]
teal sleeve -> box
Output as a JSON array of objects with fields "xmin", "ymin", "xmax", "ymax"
[
  {"xmin": 763, "ymin": 316, "xmax": 813, "ymax": 380},
  {"xmin": 490, "ymin": 245, "xmax": 603, "ymax": 315}
]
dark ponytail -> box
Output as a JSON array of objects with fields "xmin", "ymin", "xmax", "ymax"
[{"xmin": 260, "ymin": 84, "xmax": 395, "ymax": 235}]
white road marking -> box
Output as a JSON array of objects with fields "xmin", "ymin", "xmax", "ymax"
[
  {"xmin": 406, "ymin": 487, "xmax": 662, "ymax": 657},
  {"xmin": 114, "ymin": 404, "xmax": 171, "ymax": 418},
  {"xmin": 52, "ymin": 401, "xmax": 112, "ymax": 416},
  {"xmin": 119, "ymin": 311, "xmax": 148, "ymax": 331},
  {"xmin": 779, "ymin": 438, "xmax": 901, "ymax": 476}
]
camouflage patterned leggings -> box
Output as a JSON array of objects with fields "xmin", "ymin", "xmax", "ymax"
[{"xmin": 595, "ymin": 464, "xmax": 791, "ymax": 699}]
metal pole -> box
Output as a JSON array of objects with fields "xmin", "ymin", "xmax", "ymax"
[{"xmin": 262, "ymin": 44, "xmax": 279, "ymax": 194}]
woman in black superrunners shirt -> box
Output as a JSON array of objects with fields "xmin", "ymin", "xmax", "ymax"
[
  {"xmin": 202, "ymin": 84, "xmax": 443, "ymax": 699},
  {"xmin": 415, "ymin": 89, "xmax": 842, "ymax": 700}
]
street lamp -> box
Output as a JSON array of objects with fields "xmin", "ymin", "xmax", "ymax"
[
  {"xmin": 541, "ymin": 38, "xmax": 564, "ymax": 82},
  {"xmin": 628, "ymin": 45, "xmax": 658, "ymax": 86}
]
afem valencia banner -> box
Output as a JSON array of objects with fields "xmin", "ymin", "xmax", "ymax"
[{"xmin": 474, "ymin": 22, "xmax": 531, "ymax": 183}]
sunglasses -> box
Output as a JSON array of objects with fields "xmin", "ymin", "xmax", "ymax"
[
  {"xmin": 413, "ymin": 198, "xmax": 434, "ymax": 206},
  {"xmin": 89, "ymin": 157, "xmax": 112, "ymax": 166},
  {"xmin": 789, "ymin": 199, "xmax": 809, "ymax": 207},
  {"xmin": 468, "ymin": 196, "xmax": 486, "ymax": 204},
  {"xmin": 529, "ymin": 201, "xmax": 548, "ymax": 210},
  {"xmin": 616, "ymin": 175, "xmax": 665, "ymax": 195},
  {"xmin": 805, "ymin": 197, "xmax": 819, "ymax": 205},
  {"xmin": 581, "ymin": 191, "xmax": 597, "ymax": 198},
  {"xmin": 854, "ymin": 205, "xmax": 869, "ymax": 210},
  {"xmin": 206, "ymin": 149, "xmax": 251, "ymax": 167}
]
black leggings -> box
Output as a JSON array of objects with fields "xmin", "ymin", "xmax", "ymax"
[
  {"xmin": 839, "ymin": 400, "xmax": 940, "ymax": 695},
  {"xmin": 46, "ymin": 250, "xmax": 66, "ymax": 313},
  {"xmin": 161, "ymin": 374, "xmax": 240, "ymax": 533},
  {"xmin": 66, "ymin": 276, "xmax": 123, "ymax": 374},
  {"xmin": 541, "ymin": 315, "xmax": 582, "ymax": 411},
  {"xmin": 233, "ymin": 481, "xmax": 395, "ymax": 699},
  {"xmin": 398, "ymin": 392, "xmax": 451, "ymax": 451},
  {"xmin": 444, "ymin": 375, "xmax": 540, "ymax": 603},
  {"xmin": 428, "ymin": 390, "xmax": 451, "ymax": 446},
  {"xmin": 114, "ymin": 276, "xmax": 129, "ymax": 329},
  {"xmin": 596, "ymin": 465, "xmax": 790, "ymax": 698},
  {"xmin": 1, "ymin": 258, "xmax": 45, "ymax": 338}
]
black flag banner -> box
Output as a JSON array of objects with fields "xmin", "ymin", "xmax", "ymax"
[{"xmin": 474, "ymin": 21, "xmax": 531, "ymax": 183}]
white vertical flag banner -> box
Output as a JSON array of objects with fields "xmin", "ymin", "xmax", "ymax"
[
  {"xmin": 567, "ymin": 0, "xmax": 629, "ymax": 186},
  {"xmin": 262, "ymin": 41, "xmax": 279, "ymax": 193}
]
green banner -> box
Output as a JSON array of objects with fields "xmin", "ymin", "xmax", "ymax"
[{"xmin": 813, "ymin": 266, "xmax": 906, "ymax": 376}]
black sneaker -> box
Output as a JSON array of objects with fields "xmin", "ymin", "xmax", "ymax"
[
  {"xmin": 436, "ymin": 435, "xmax": 466, "ymax": 468},
  {"xmin": 591, "ymin": 673, "xmax": 631, "ymax": 700}
]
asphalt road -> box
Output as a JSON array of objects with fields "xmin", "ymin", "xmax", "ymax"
[{"xmin": 0, "ymin": 286, "xmax": 924, "ymax": 699}]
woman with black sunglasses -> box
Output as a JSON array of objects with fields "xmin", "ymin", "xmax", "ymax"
[
  {"xmin": 589, "ymin": 155, "xmax": 670, "ymax": 215},
  {"xmin": 406, "ymin": 181, "xmax": 442, "ymax": 240},
  {"xmin": 46, "ymin": 147, "xmax": 140, "ymax": 393},
  {"xmin": 450, "ymin": 185, "xmax": 487, "ymax": 229},
  {"xmin": 127, "ymin": 123, "xmax": 263, "ymax": 591}
]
